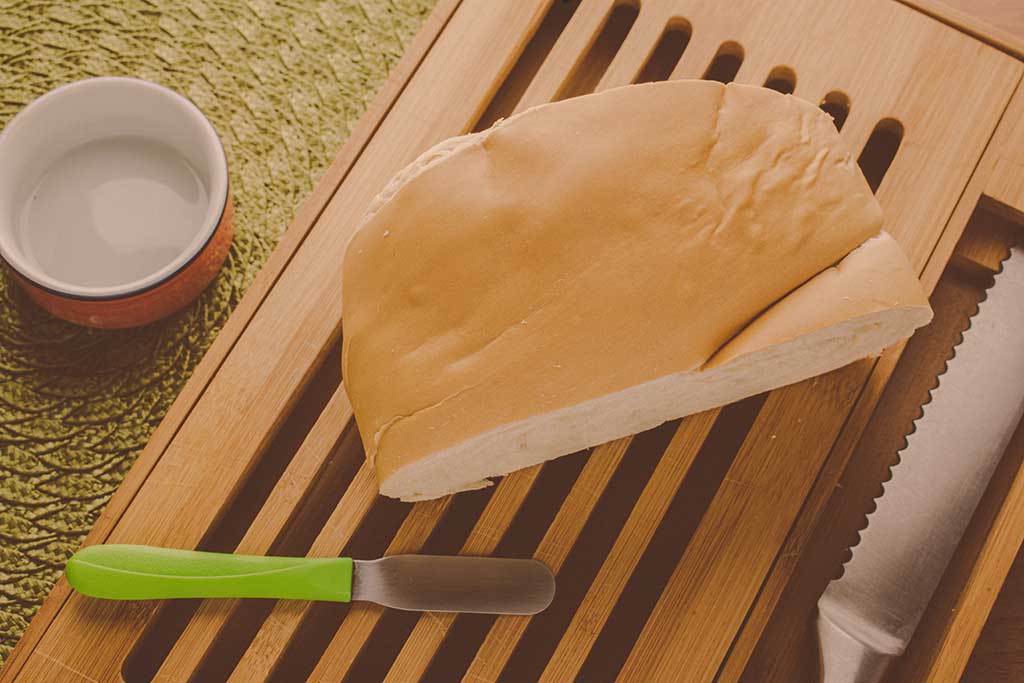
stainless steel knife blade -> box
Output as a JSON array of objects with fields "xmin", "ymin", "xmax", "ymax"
[
  {"xmin": 352, "ymin": 554, "xmax": 555, "ymax": 614},
  {"xmin": 817, "ymin": 243, "xmax": 1024, "ymax": 683}
]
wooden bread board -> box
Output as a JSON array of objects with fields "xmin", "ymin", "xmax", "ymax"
[{"xmin": 4, "ymin": 1, "xmax": 1024, "ymax": 681}]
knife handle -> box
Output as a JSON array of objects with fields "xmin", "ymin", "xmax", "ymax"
[
  {"xmin": 817, "ymin": 606, "xmax": 897, "ymax": 683},
  {"xmin": 65, "ymin": 544, "xmax": 353, "ymax": 602}
]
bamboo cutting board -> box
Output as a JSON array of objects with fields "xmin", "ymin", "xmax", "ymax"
[{"xmin": 5, "ymin": 1, "xmax": 1024, "ymax": 681}]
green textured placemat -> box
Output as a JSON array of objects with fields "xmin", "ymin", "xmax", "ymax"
[{"xmin": 0, "ymin": 0, "xmax": 434, "ymax": 663}]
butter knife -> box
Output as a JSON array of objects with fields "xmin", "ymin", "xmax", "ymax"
[{"xmin": 66, "ymin": 544, "xmax": 555, "ymax": 614}]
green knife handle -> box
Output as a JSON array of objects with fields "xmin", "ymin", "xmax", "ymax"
[{"xmin": 65, "ymin": 544, "xmax": 353, "ymax": 602}]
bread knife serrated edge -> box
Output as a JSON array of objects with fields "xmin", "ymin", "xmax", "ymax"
[{"xmin": 817, "ymin": 242, "xmax": 1024, "ymax": 683}]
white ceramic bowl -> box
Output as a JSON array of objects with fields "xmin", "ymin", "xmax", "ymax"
[{"xmin": 0, "ymin": 77, "xmax": 233, "ymax": 327}]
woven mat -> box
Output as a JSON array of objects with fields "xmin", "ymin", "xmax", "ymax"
[{"xmin": 0, "ymin": 0, "xmax": 433, "ymax": 662}]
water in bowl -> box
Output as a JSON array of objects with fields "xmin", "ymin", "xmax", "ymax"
[{"xmin": 19, "ymin": 135, "xmax": 211, "ymax": 290}]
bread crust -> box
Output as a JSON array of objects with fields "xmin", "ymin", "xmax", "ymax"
[{"xmin": 341, "ymin": 81, "xmax": 932, "ymax": 500}]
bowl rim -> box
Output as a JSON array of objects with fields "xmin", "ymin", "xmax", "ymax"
[{"xmin": 0, "ymin": 76, "xmax": 230, "ymax": 301}]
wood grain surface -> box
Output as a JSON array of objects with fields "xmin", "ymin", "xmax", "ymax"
[
  {"xmin": 901, "ymin": 0, "xmax": 1024, "ymax": 58},
  {"xmin": 947, "ymin": 0, "xmax": 1024, "ymax": 39},
  {"xmin": 950, "ymin": 8, "xmax": 1024, "ymax": 669}
]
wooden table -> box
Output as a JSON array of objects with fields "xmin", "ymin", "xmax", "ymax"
[
  {"xmin": 944, "ymin": 0, "xmax": 1024, "ymax": 40},
  {"xmin": 935, "ymin": 4, "xmax": 1024, "ymax": 681},
  {"xmin": 937, "ymin": 4, "xmax": 1024, "ymax": 680},
  {"xmin": 3, "ymin": 2, "xmax": 1024, "ymax": 682}
]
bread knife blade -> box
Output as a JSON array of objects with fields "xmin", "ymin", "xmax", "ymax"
[
  {"xmin": 66, "ymin": 544, "xmax": 555, "ymax": 615},
  {"xmin": 817, "ymin": 243, "xmax": 1024, "ymax": 683}
]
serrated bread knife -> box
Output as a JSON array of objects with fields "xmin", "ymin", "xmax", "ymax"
[
  {"xmin": 66, "ymin": 544, "xmax": 555, "ymax": 614},
  {"xmin": 818, "ymin": 243, "xmax": 1024, "ymax": 683}
]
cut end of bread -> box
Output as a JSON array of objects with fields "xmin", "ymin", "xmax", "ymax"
[
  {"xmin": 377, "ymin": 231, "xmax": 931, "ymax": 501},
  {"xmin": 378, "ymin": 232, "xmax": 932, "ymax": 501},
  {"xmin": 380, "ymin": 302, "xmax": 929, "ymax": 501}
]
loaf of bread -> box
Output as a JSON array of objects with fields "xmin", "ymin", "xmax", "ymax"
[{"xmin": 342, "ymin": 80, "xmax": 932, "ymax": 501}]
